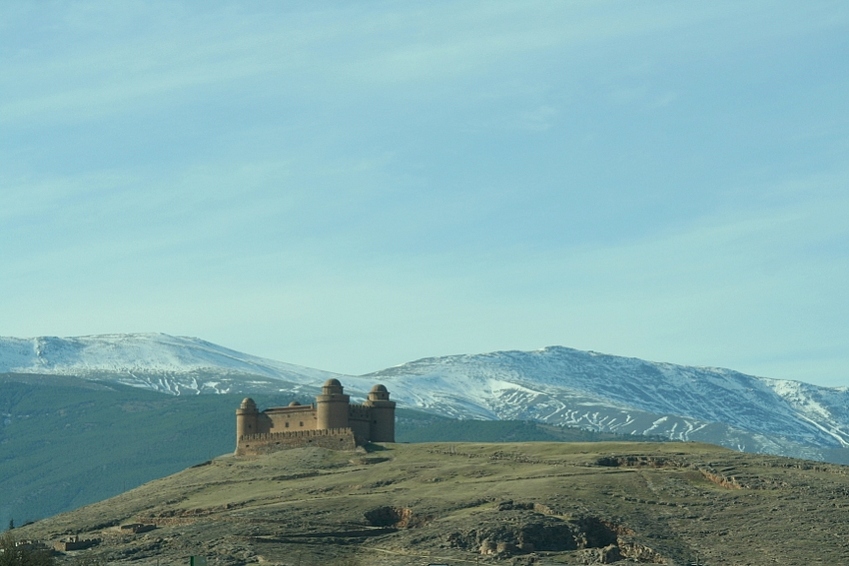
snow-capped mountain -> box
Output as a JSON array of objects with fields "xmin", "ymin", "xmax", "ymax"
[
  {"xmin": 2, "ymin": 334, "xmax": 847, "ymax": 462},
  {"xmin": 363, "ymin": 347, "xmax": 849, "ymax": 461},
  {"xmin": 0, "ymin": 333, "xmax": 341, "ymax": 395}
]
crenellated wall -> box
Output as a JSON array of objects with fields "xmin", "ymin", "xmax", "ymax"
[{"xmin": 236, "ymin": 428, "xmax": 357, "ymax": 455}]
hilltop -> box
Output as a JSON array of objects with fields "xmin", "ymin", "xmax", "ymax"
[
  {"xmin": 13, "ymin": 441, "xmax": 849, "ymax": 566},
  {"xmin": 0, "ymin": 374, "xmax": 640, "ymax": 526}
]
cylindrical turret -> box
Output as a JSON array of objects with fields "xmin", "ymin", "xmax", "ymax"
[
  {"xmin": 365, "ymin": 384, "xmax": 396, "ymax": 442},
  {"xmin": 236, "ymin": 397, "xmax": 259, "ymax": 443},
  {"xmin": 316, "ymin": 378, "xmax": 350, "ymax": 430}
]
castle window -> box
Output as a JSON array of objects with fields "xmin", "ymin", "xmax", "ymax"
[
  {"xmin": 285, "ymin": 422, "xmax": 289, "ymax": 428},
  {"xmin": 299, "ymin": 421, "xmax": 304, "ymax": 427}
]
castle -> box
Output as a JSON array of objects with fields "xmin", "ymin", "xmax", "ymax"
[{"xmin": 235, "ymin": 379, "xmax": 396, "ymax": 455}]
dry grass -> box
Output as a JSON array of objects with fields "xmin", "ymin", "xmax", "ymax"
[{"xmin": 15, "ymin": 441, "xmax": 849, "ymax": 565}]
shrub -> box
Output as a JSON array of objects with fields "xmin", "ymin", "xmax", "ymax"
[{"xmin": 0, "ymin": 534, "xmax": 55, "ymax": 566}]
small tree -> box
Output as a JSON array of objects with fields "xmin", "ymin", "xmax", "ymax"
[
  {"xmin": 6, "ymin": 520, "xmax": 11, "ymax": 532},
  {"xmin": 0, "ymin": 533, "xmax": 55, "ymax": 566}
]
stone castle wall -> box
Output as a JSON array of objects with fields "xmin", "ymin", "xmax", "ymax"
[
  {"xmin": 265, "ymin": 404, "xmax": 318, "ymax": 433},
  {"xmin": 236, "ymin": 427, "xmax": 357, "ymax": 455},
  {"xmin": 349, "ymin": 403, "xmax": 371, "ymax": 419}
]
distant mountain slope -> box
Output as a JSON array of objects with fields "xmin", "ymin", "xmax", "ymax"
[
  {"xmin": 2, "ymin": 334, "xmax": 848, "ymax": 463},
  {"xmin": 364, "ymin": 347, "xmax": 849, "ymax": 461},
  {"xmin": 0, "ymin": 333, "xmax": 340, "ymax": 395},
  {"xmin": 0, "ymin": 374, "xmax": 249, "ymax": 526}
]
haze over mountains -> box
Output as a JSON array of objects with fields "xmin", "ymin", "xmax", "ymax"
[{"xmin": 2, "ymin": 333, "xmax": 848, "ymax": 463}]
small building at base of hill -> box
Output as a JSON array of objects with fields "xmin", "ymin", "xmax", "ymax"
[
  {"xmin": 53, "ymin": 536, "xmax": 100, "ymax": 552},
  {"xmin": 235, "ymin": 379, "xmax": 395, "ymax": 455}
]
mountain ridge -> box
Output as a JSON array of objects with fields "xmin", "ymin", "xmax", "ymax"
[
  {"xmin": 2, "ymin": 333, "xmax": 848, "ymax": 463},
  {"xmin": 0, "ymin": 333, "xmax": 342, "ymax": 395}
]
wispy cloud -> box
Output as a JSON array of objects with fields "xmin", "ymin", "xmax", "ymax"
[
  {"xmin": 0, "ymin": 2, "xmax": 770, "ymax": 126},
  {"xmin": 1, "ymin": 1, "xmax": 847, "ymax": 383}
]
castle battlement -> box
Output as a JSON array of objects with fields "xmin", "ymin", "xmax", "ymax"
[
  {"xmin": 240, "ymin": 427, "xmax": 353, "ymax": 442},
  {"xmin": 235, "ymin": 380, "xmax": 395, "ymax": 455}
]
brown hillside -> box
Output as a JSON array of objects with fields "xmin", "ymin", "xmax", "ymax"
[{"xmin": 14, "ymin": 442, "xmax": 849, "ymax": 565}]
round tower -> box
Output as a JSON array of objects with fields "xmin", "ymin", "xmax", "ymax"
[
  {"xmin": 316, "ymin": 378, "xmax": 350, "ymax": 430},
  {"xmin": 236, "ymin": 397, "xmax": 259, "ymax": 443},
  {"xmin": 364, "ymin": 384, "xmax": 396, "ymax": 442}
]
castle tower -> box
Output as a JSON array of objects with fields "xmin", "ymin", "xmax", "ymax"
[
  {"xmin": 316, "ymin": 378, "xmax": 350, "ymax": 430},
  {"xmin": 364, "ymin": 384, "xmax": 396, "ymax": 442},
  {"xmin": 236, "ymin": 397, "xmax": 259, "ymax": 443}
]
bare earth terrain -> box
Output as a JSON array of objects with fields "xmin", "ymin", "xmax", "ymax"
[{"xmin": 15, "ymin": 442, "xmax": 849, "ymax": 565}]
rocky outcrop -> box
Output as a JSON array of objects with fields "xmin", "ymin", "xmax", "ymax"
[{"xmin": 445, "ymin": 502, "xmax": 663, "ymax": 562}]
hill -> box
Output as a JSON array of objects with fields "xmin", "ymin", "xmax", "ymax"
[
  {"xmin": 3, "ymin": 374, "xmax": 646, "ymax": 527},
  {"xmin": 13, "ymin": 441, "xmax": 849, "ymax": 565}
]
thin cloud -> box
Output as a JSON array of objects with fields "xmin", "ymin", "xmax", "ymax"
[{"xmin": 1, "ymin": 1, "xmax": 847, "ymax": 385}]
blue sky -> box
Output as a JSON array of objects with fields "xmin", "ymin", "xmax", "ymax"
[{"xmin": 2, "ymin": 2, "xmax": 847, "ymax": 386}]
